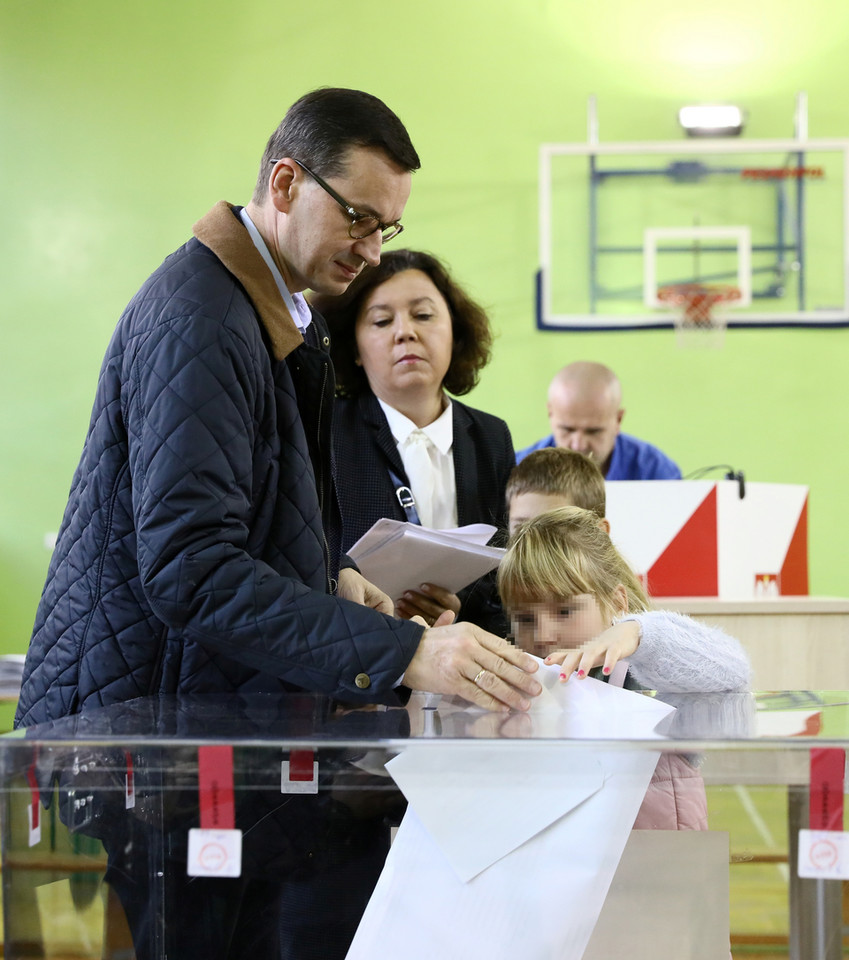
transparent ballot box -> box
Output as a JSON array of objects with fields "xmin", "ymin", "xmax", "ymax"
[{"xmin": 1, "ymin": 690, "xmax": 847, "ymax": 960}]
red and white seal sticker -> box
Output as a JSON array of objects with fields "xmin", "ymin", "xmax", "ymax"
[
  {"xmin": 187, "ymin": 828, "xmax": 242, "ymax": 878},
  {"xmin": 198, "ymin": 745, "xmax": 236, "ymax": 830},
  {"xmin": 27, "ymin": 804, "xmax": 41, "ymax": 848},
  {"xmin": 124, "ymin": 752, "xmax": 135, "ymax": 810},
  {"xmin": 798, "ymin": 830, "xmax": 849, "ymax": 879},
  {"xmin": 26, "ymin": 760, "xmax": 40, "ymax": 847},
  {"xmin": 187, "ymin": 745, "xmax": 242, "ymax": 877},
  {"xmin": 281, "ymin": 749, "xmax": 318, "ymax": 794},
  {"xmin": 809, "ymin": 748, "xmax": 845, "ymax": 832}
]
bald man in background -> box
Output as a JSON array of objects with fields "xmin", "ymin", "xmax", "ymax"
[{"xmin": 516, "ymin": 361, "xmax": 681, "ymax": 479}]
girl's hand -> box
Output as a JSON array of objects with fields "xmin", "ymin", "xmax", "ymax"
[{"xmin": 544, "ymin": 620, "xmax": 642, "ymax": 683}]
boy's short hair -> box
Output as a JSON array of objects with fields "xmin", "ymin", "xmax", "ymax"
[{"xmin": 506, "ymin": 448, "xmax": 606, "ymax": 519}]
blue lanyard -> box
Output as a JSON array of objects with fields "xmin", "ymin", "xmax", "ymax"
[{"xmin": 388, "ymin": 469, "xmax": 421, "ymax": 525}]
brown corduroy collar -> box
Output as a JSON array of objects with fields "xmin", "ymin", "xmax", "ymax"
[{"xmin": 192, "ymin": 201, "xmax": 304, "ymax": 362}]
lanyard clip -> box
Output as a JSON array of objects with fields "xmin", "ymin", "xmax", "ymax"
[{"xmin": 395, "ymin": 486, "xmax": 416, "ymax": 510}]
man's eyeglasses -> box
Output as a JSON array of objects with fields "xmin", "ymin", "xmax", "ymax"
[{"xmin": 270, "ymin": 158, "xmax": 404, "ymax": 244}]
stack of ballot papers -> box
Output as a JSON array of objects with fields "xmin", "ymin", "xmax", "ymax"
[
  {"xmin": 347, "ymin": 519, "xmax": 504, "ymax": 603},
  {"xmin": 346, "ymin": 667, "xmax": 683, "ymax": 960}
]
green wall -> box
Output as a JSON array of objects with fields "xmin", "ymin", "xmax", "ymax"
[{"xmin": 2, "ymin": 0, "xmax": 848, "ymax": 654}]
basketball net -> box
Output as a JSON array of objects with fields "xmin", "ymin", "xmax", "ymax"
[{"xmin": 657, "ymin": 283, "xmax": 741, "ymax": 349}]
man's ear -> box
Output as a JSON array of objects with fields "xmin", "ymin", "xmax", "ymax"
[
  {"xmin": 269, "ymin": 159, "xmax": 298, "ymax": 214},
  {"xmin": 616, "ymin": 408, "xmax": 625, "ymax": 428},
  {"xmin": 599, "ymin": 517, "xmax": 611, "ymax": 535}
]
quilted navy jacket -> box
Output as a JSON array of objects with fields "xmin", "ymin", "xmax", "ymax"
[{"xmin": 15, "ymin": 203, "xmax": 423, "ymax": 727}]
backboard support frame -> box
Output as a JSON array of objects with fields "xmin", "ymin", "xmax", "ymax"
[{"xmin": 537, "ymin": 137, "xmax": 849, "ymax": 331}]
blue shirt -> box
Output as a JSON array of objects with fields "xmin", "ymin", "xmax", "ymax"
[{"xmin": 515, "ymin": 432, "xmax": 681, "ymax": 480}]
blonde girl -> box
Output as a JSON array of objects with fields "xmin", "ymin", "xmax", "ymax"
[{"xmin": 498, "ymin": 506, "xmax": 750, "ymax": 692}]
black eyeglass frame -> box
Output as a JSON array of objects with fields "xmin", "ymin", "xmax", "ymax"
[{"xmin": 270, "ymin": 158, "xmax": 404, "ymax": 244}]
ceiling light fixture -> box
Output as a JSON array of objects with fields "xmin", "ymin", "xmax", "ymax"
[{"xmin": 678, "ymin": 104, "xmax": 744, "ymax": 137}]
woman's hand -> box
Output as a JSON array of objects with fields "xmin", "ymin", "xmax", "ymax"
[
  {"xmin": 544, "ymin": 620, "xmax": 641, "ymax": 683},
  {"xmin": 395, "ymin": 582, "xmax": 462, "ymax": 626}
]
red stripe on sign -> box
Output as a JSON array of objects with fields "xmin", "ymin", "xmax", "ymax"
[
  {"xmin": 809, "ymin": 748, "xmax": 845, "ymax": 831},
  {"xmin": 646, "ymin": 486, "xmax": 718, "ymax": 597},
  {"xmin": 26, "ymin": 763, "xmax": 39, "ymax": 830},
  {"xmin": 198, "ymin": 745, "xmax": 235, "ymax": 830},
  {"xmin": 779, "ymin": 496, "xmax": 809, "ymax": 595},
  {"xmin": 288, "ymin": 750, "xmax": 315, "ymax": 782}
]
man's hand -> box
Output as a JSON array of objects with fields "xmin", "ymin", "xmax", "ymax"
[
  {"xmin": 544, "ymin": 620, "xmax": 641, "ymax": 682},
  {"xmin": 395, "ymin": 582, "xmax": 462, "ymax": 626},
  {"xmin": 337, "ymin": 568, "xmax": 394, "ymax": 616},
  {"xmin": 403, "ymin": 622, "xmax": 541, "ymax": 713}
]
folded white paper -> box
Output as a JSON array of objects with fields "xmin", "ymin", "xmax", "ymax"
[
  {"xmin": 347, "ymin": 518, "xmax": 503, "ymax": 602},
  {"xmin": 387, "ymin": 742, "xmax": 605, "ymax": 882},
  {"xmin": 346, "ymin": 675, "xmax": 676, "ymax": 960}
]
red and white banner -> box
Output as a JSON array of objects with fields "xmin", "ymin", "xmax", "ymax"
[{"xmin": 606, "ymin": 481, "xmax": 808, "ymax": 599}]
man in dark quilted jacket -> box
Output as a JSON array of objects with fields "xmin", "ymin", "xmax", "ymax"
[{"xmin": 15, "ymin": 88, "xmax": 540, "ymax": 959}]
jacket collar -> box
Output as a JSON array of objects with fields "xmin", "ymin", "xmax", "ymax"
[
  {"xmin": 357, "ymin": 391, "xmax": 405, "ymax": 476},
  {"xmin": 192, "ymin": 201, "xmax": 304, "ymax": 362}
]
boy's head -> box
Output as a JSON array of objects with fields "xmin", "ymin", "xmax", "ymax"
[
  {"xmin": 498, "ymin": 506, "xmax": 649, "ymax": 657},
  {"xmin": 506, "ymin": 448, "xmax": 607, "ymax": 536}
]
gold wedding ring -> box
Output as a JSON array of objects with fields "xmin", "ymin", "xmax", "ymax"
[{"xmin": 473, "ymin": 668, "xmax": 487, "ymax": 686}]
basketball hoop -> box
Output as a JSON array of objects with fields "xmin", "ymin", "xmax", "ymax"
[{"xmin": 657, "ymin": 283, "xmax": 741, "ymax": 349}]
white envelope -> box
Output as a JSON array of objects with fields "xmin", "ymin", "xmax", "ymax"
[
  {"xmin": 387, "ymin": 742, "xmax": 606, "ymax": 882},
  {"xmin": 346, "ymin": 675, "xmax": 676, "ymax": 960}
]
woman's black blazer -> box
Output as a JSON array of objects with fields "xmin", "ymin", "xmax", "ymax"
[{"xmin": 332, "ymin": 391, "xmax": 515, "ymax": 635}]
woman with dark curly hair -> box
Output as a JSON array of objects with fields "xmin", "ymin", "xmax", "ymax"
[{"xmin": 311, "ymin": 249, "xmax": 514, "ymax": 633}]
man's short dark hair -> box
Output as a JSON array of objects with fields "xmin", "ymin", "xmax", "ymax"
[
  {"xmin": 252, "ymin": 87, "xmax": 420, "ymax": 203},
  {"xmin": 311, "ymin": 249, "xmax": 493, "ymax": 398}
]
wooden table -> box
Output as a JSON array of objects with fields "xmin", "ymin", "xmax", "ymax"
[{"xmin": 663, "ymin": 596, "xmax": 849, "ymax": 690}]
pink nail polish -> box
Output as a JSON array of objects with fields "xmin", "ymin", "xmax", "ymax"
[
  {"xmin": 577, "ymin": 669, "xmax": 585, "ymax": 678},
  {"xmin": 602, "ymin": 666, "xmax": 611, "ymax": 675},
  {"xmin": 559, "ymin": 672, "xmax": 567, "ymax": 681}
]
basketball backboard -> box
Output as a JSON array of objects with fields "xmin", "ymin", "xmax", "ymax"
[{"xmin": 538, "ymin": 138, "xmax": 849, "ymax": 329}]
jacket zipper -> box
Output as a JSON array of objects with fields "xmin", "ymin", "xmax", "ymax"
[{"xmin": 314, "ymin": 357, "xmax": 333, "ymax": 593}]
